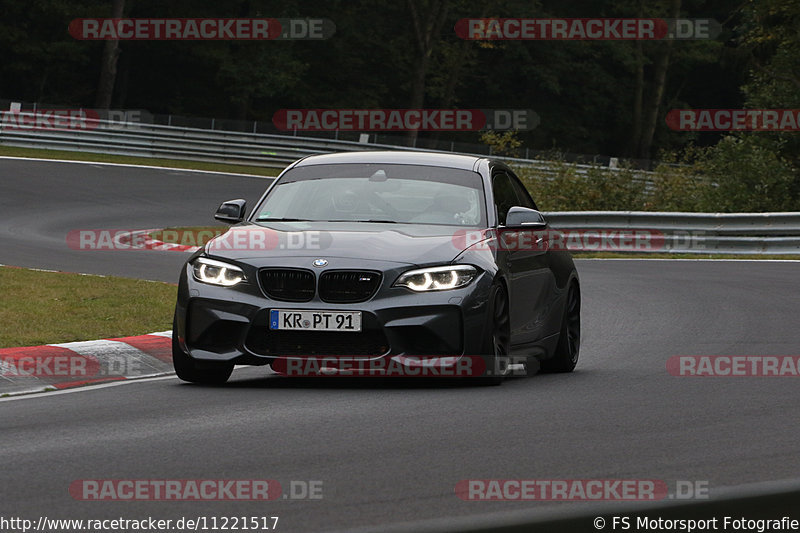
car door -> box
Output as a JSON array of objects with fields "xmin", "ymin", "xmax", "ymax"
[{"xmin": 492, "ymin": 169, "xmax": 555, "ymax": 351}]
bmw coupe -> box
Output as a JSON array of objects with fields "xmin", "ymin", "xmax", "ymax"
[{"xmin": 172, "ymin": 151, "xmax": 580, "ymax": 384}]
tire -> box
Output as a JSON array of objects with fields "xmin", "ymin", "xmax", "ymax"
[
  {"xmin": 477, "ymin": 282, "xmax": 511, "ymax": 385},
  {"xmin": 172, "ymin": 319, "xmax": 234, "ymax": 384},
  {"xmin": 541, "ymin": 281, "xmax": 580, "ymax": 373}
]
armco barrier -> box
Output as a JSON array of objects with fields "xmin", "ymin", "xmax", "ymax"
[
  {"xmin": 0, "ymin": 114, "xmax": 655, "ymax": 181},
  {"xmin": 2, "ymin": 117, "xmax": 793, "ymax": 254},
  {"xmin": 545, "ymin": 211, "xmax": 800, "ymax": 254}
]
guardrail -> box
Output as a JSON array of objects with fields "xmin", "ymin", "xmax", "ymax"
[
  {"xmin": 2, "ymin": 118, "xmax": 793, "ymax": 254},
  {"xmin": 0, "ymin": 115, "xmax": 656, "ymax": 182},
  {"xmin": 0, "ymin": 98, "xmax": 658, "ymax": 168},
  {"xmin": 544, "ymin": 211, "xmax": 800, "ymax": 254}
]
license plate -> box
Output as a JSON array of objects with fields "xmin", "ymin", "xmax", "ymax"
[{"xmin": 270, "ymin": 309, "xmax": 362, "ymax": 332}]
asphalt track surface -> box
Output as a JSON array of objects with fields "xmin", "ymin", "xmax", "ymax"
[
  {"xmin": 0, "ymin": 158, "xmax": 272, "ymax": 281},
  {"xmin": 1, "ymin": 158, "xmax": 799, "ymax": 532}
]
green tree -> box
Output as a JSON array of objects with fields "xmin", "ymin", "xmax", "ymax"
[{"xmin": 694, "ymin": 0, "xmax": 800, "ymax": 211}]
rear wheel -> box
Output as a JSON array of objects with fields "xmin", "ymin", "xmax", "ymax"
[
  {"xmin": 172, "ymin": 318, "xmax": 234, "ymax": 384},
  {"xmin": 541, "ymin": 281, "xmax": 580, "ymax": 373}
]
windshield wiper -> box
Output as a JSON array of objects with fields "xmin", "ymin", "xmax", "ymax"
[
  {"xmin": 257, "ymin": 218, "xmax": 401, "ymax": 223},
  {"xmin": 324, "ymin": 219, "xmax": 399, "ymax": 223},
  {"xmin": 255, "ymin": 217, "xmax": 314, "ymax": 222}
]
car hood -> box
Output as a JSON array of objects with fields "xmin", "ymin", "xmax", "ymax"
[{"xmin": 203, "ymin": 221, "xmax": 472, "ymax": 266}]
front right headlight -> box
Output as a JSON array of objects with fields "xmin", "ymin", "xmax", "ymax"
[
  {"xmin": 394, "ymin": 265, "xmax": 478, "ymax": 292},
  {"xmin": 192, "ymin": 257, "xmax": 246, "ymax": 287}
]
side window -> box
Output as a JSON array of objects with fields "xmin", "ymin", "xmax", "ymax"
[
  {"xmin": 492, "ymin": 172, "xmax": 518, "ymax": 226},
  {"xmin": 508, "ymin": 172, "xmax": 538, "ymax": 210}
]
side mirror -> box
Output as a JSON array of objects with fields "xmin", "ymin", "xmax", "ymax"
[
  {"xmin": 505, "ymin": 206, "xmax": 547, "ymax": 229},
  {"xmin": 214, "ymin": 199, "xmax": 246, "ymax": 224}
]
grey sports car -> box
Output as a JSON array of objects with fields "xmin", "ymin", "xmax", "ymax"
[{"xmin": 172, "ymin": 151, "xmax": 580, "ymax": 384}]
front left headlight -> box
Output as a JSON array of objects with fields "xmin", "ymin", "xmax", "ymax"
[
  {"xmin": 192, "ymin": 257, "xmax": 246, "ymax": 286},
  {"xmin": 394, "ymin": 265, "xmax": 478, "ymax": 292}
]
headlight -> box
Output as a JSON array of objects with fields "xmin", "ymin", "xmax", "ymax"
[
  {"xmin": 394, "ymin": 265, "xmax": 477, "ymax": 292},
  {"xmin": 192, "ymin": 257, "xmax": 246, "ymax": 286}
]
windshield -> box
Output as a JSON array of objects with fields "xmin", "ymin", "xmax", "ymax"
[{"xmin": 254, "ymin": 163, "xmax": 486, "ymax": 226}]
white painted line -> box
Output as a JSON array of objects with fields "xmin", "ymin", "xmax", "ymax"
[
  {"xmin": 0, "ymin": 156, "xmax": 276, "ymax": 178},
  {"xmin": 0, "ymin": 263, "xmax": 108, "ymax": 277},
  {"xmin": 0, "ymin": 263, "xmax": 172, "ymax": 283},
  {"xmin": 0, "ymin": 374, "xmax": 177, "ymax": 402}
]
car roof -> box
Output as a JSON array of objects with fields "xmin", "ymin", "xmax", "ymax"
[{"xmin": 293, "ymin": 150, "xmax": 485, "ymax": 171}]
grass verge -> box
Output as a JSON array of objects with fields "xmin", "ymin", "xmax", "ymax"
[
  {"xmin": 0, "ymin": 266, "xmax": 176, "ymax": 348},
  {"xmin": 0, "ymin": 145, "xmax": 279, "ymax": 177}
]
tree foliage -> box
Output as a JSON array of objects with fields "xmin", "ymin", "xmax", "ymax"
[{"xmin": 1, "ymin": 0, "xmax": 798, "ymax": 211}]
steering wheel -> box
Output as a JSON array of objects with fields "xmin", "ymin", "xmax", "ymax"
[{"xmin": 366, "ymin": 191, "xmax": 401, "ymax": 220}]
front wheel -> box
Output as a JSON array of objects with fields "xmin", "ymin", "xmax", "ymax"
[
  {"xmin": 172, "ymin": 320, "xmax": 234, "ymax": 384},
  {"xmin": 477, "ymin": 282, "xmax": 511, "ymax": 385},
  {"xmin": 540, "ymin": 281, "xmax": 580, "ymax": 373}
]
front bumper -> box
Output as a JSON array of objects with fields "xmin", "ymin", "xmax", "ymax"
[{"xmin": 174, "ymin": 257, "xmax": 495, "ymax": 371}]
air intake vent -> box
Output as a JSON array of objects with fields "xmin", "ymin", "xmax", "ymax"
[
  {"xmin": 319, "ymin": 271, "xmax": 382, "ymax": 303},
  {"xmin": 246, "ymin": 330, "xmax": 390, "ymax": 357},
  {"xmin": 259, "ymin": 269, "xmax": 315, "ymax": 302}
]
